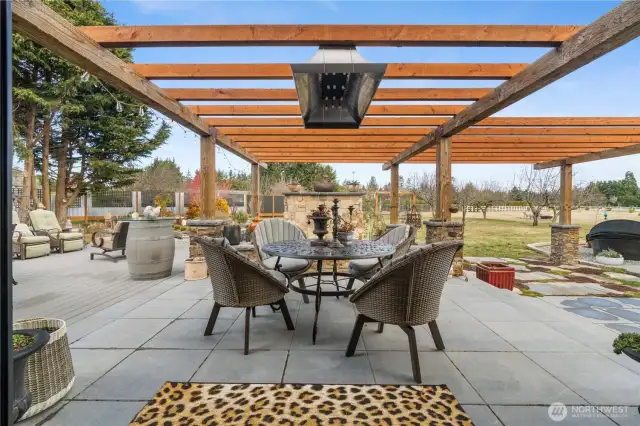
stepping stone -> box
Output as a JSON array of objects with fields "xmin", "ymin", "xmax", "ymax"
[
  {"xmin": 564, "ymin": 307, "xmax": 620, "ymax": 321},
  {"xmin": 515, "ymin": 271, "xmax": 567, "ymax": 281},
  {"xmin": 606, "ymin": 323, "xmax": 640, "ymax": 334},
  {"xmin": 560, "ymin": 299, "xmax": 593, "ymax": 309},
  {"xmin": 614, "ymin": 298, "xmax": 640, "ymax": 307},
  {"xmin": 604, "ymin": 272, "xmax": 640, "ymax": 282},
  {"xmin": 527, "ymin": 283, "xmax": 605, "ymax": 296},
  {"xmin": 499, "ymin": 257, "xmax": 527, "ymax": 265},
  {"xmin": 602, "ymin": 308, "xmax": 640, "ymax": 322},
  {"xmin": 464, "ymin": 257, "xmax": 504, "ymax": 264},
  {"xmin": 519, "ymin": 257, "xmax": 547, "ymax": 263},
  {"xmin": 530, "ymin": 265, "xmax": 572, "ymax": 274},
  {"xmin": 574, "ymin": 297, "xmax": 622, "ymax": 309},
  {"xmin": 569, "ymin": 272, "xmax": 616, "ymax": 284}
]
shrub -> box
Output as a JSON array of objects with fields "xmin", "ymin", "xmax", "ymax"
[
  {"xmin": 232, "ymin": 210, "xmax": 249, "ymax": 224},
  {"xmin": 629, "ymin": 208, "xmax": 636, "ymax": 213},
  {"xmin": 613, "ymin": 333, "xmax": 640, "ymax": 354},
  {"xmin": 185, "ymin": 195, "xmax": 229, "ymax": 219},
  {"xmin": 606, "ymin": 207, "xmax": 612, "ymax": 211},
  {"xmin": 598, "ymin": 249, "xmax": 622, "ymax": 258},
  {"xmin": 13, "ymin": 333, "xmax": 34, "ymax": 351}
]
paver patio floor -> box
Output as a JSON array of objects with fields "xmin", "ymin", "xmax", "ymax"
[{"xmin": 13, "ymin": 244, "xmax": 640, "ymax": 426}]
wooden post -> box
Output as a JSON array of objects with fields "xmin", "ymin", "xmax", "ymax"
[
  {"xmin": 374, "ymin": 193, "xmax": 379, "ymax": 216},
  {"xmin": 390, "ymin": 164, "xmax": 399, "ymax": 224},
  {"xmin": 83, "ymin": 193, "xmax": 88, "ymax": 222},
  {"xmin": 251, "ymin": 163, "xmax": 260, "ymax": 217},
  {"xmin": 560, "ymin": 161, "xmax": 572, "ymax": 225},
  {"xmin": 200, "ymin": 132, "xmax": 216, "ymax": 219},
  {"xmin": 436, "ymin": 137, "xmax": 452, "ymax": 221}
]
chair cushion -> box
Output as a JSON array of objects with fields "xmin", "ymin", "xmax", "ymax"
[
  {"xmin": 348, "ymin": 258, "xmax": 380, "ymax": 276},
  {"xmin": 210, "ymin": 237, "xmax": 237, "ymax": 252},
  {"xmin": 263, "ymin": 256, "xmax": 311, "ymax": 273},
  {"xmin": 29, "ymin": 209, "xmax": 62, "ymax": 232},
  {"xmin": 58, "ymin": 232, "xmax": 83, "ymax": 241},
  {"xmin": 14, "ymin": 235, "xmax": 50, "ymax": 244},
  {"xmin": 266, "ymin": 270, "xmax": 288, "ymax": 285},
  {"xmin": 378, "ymin": 225, "xmax": 410, "ymax": 246}
]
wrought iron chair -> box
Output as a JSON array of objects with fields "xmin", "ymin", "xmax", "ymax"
[
  {"xmin": 194, "ymin": 236, "xmax": 295, "ymax": 355},
  {"xmin": 346, "ymin": 224, "xmax": 416, "ymax": 289},
  {"xmin": 252, "ymin": 218, "xmax": 313, "ymax": 303},
  {"xmin": 346, "ymin": 240, "xmax": 463, "ymax": 383}
]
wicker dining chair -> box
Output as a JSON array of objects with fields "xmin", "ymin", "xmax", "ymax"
[
  {"xmin": 346, "ymin": 240, "xmax": 463, "ymax": 383},
  {"xmin": 346, "ymin": 224, "xmax": 417, "ymax": 290},
  {"xmin": 252, "ymin": 218, "xmax": 313, "ymax": 303},
  {"xmin": 194, "ymin": 236, "xmax": 295, "ymax": 355}
]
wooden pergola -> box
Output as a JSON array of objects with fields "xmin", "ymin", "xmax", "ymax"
[{"xmin": 11, "ymin": 0, "xmax": 640, "ymax": 228}]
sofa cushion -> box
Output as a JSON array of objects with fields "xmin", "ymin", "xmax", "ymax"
[
  {"xmin": 13, "ymin": 223, "xmax": 34, "ymax": 237},
  {"xmin": 263, "ymin": 256, "xmax": 312, "ymax": 273},
  {"xmin": 58, "ymin": 232, "xmax": 83, "ymax": 241},
  {"xmin": 15, "ymin": 235, "xmax": 50, "ymax": 244},
  {"xmin": 29, "ymin": 209, "xmax": 62, "ymax": 232}
]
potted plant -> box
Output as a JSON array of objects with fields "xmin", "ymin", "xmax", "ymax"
[
  {"xmin": 337, "ymin": 221, "xmax": 356, "ymax": 246},
  {"xmin": 314, "ymin": 181, "xmax": 335, "ymax": 192},
  {"xmin": 224, "ymin": 210, "xmax": 249, "ymax": 245},
  {"xmin": 345, "ymin": 180, "xmax": 361, "ymax": 192},
  {"xmin": 613, "ymin": 333, "xmax": 640, "ymax": 363},
  {"xmin": 595, "ymin": 248, "xmax": 624, "ymax": 266},
  {"xmin": 287, "ymin": 183, "xmax": 302, "ymax": 192},
  {"xmin": 476, "ymin": 262, "xmax": 516, "ymax": 290},
  {"xmin": 307, "ymin": 204, "xmax": 331, "ymax": 243},
  {"xmin": 12, "ymin": 329, "xmax": 49, "ymax": 422}
]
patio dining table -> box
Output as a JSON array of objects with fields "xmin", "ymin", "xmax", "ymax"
[{"xmin": 262, "ymin": 239, "xmax": 395, "ymax": 344}]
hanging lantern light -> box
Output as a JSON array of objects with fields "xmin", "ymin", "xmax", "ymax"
[
  {"xmin": 80, "ymin": 71, "xmax": 90, "ymax": 82},
  {"xmin": 116, "ymin": 101, "xmax": 123, "ymax": 113},
  {"xmin": 138, "ymin": 105, "xmax": 145, "ymax": 117}
]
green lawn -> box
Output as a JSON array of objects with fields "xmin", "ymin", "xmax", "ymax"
[{"xmin": 383, "ymin": 214, "xmax": 596, "ymax": 259}]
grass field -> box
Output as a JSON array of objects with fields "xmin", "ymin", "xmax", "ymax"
[{"xmin": 391, "ymin": 209, "xmax": 640, "ymax": 259}]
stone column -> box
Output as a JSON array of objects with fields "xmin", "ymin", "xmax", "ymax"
[
  {"xmin": 424, "ymin": 220, "xmax": 464, "ymax": 276},
  {"xmin": 550, "ymin": 224, "xmax": 580, "ymax": 265}
]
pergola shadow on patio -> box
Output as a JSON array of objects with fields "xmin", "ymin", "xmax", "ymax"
[{"xmin": 7, "ymin": 1, "xmax": 640, "ymax": 425}]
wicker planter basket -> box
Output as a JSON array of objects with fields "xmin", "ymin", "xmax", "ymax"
[
  {"xmin": 13, "ymin": 318, "xmax": 75, "ymax": 419},
  {"xmin": 476, "ymin": 262, "xmax": 515, "ymax": 291}
]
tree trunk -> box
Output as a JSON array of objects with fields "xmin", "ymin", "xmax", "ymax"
[
  {"xmin": 462, "ymin": 206, "xmax": 467, "ymax": 222},
  {"xmin": 41, "ymin": 109, "xmax": 56, "ymax": 210},
  {"xmin": 532, "ymin": 214, "xmax": 539, "ymax": 226},
  {"xmin": 54, "ymin": 136, "xmax": 69, "ymax": 222},
  {"xmin": 481, "ymin": 207, "xmax": 488, "ymax": 219},
  {"xmin": 19, "ymin": 104, "xmax": 37, "ymax": 222}
]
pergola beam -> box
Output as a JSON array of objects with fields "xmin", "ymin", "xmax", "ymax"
[
  {"xmin": 204, "ymin": 117, "xmax": 640, "ymax": 127},
  {"xmin": 11, "ymin": 0, "xmax": 264, "ymax": 166},
  {"xmin": 535, "ymin": 143, "xmax": 640, "ymax": 169},
  {"xmin": 81, "ymin": 24, "xmax": 582, "ymax": 47},
  {"xmin": 133, "ymin": 63, "xmax": 527, "ymax": 80},
  {"xmin": 219, "ymin": 127, "xmax": 640, "ymax": 136},
  {"xmin": 233, "ymin": 135, "xmax": 640, "ymax": 143},
  {"xmin": 383, "ymin": 1, "xmax": 640, "ymax": 169},
  {"xmin": 189, "ymin": 104, "xmax": 465, "ymax": 116},
  {"xmin": 165, "ymin": 88, "xmax": 492, "ymax": 101}
]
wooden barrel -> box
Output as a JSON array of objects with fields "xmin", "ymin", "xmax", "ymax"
[{"xmin": 126, "ymin": 219, "xmax": 175, "ymax": 280}]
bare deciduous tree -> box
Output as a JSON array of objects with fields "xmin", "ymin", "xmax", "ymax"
[
  {"xmin": 515, "ymin": 166, "xmax": 559, "ymax": 226},
  {"xmin": 473, "ymin": 181, "xmax": 503, "ymax": 219},
  {"xmin": 406, "ymin": 172, "xmax": 437, "ymax": 214},
  {"xmin": 454, "ymin": 181, "xmax": 476, "ymax": 222}
]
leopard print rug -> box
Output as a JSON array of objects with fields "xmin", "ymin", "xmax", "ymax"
[{"xmin": 130, "ymin": 382, "xmax": 473, "ymax": 425}]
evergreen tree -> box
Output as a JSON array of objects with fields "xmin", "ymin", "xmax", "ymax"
[{"xmin": 12, "ymin": 0, "xmax": 170, "ymax": 221}]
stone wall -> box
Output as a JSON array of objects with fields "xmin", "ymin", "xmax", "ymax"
[
  {"xmin": 550, "ymin": 224, "xmax": 580, "ymax": 265},
  {"xmin": 424, "ymin": 220, "xmax": 465, "ymax": 276},
  {"xmin": 283, "ymin": 192, "xmax": 366, "ymax": 239},
  {"xmin": 186, "ymin": 219, "xmax": 228, "ymax": 258}
]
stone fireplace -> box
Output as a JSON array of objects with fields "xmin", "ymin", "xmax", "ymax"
[{"xmin": 283, "ymin": 192, "xmax": 366, "ymax": 239}]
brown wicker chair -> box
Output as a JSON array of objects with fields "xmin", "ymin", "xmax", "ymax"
[
  {"xmin": 194, "ymin": 236, "xmax": 295, "ymax": 355},
  {"xmin": 346, "ymin": 240, "xmax": 463, "ymax": 383},
  {"xmin": 346, "ymin": 224, "xmax": 417, "ymax": 290}
]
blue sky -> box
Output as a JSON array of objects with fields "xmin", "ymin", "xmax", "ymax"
[{"xmin": 101, "ymin": 0, "xmax": 639, "ymax": 186}]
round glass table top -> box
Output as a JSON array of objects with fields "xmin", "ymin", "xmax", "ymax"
[{"xmin": 262, "ymin": 239, "xmax": 395, "ymax": 261}]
